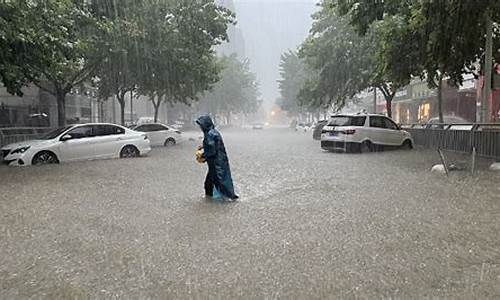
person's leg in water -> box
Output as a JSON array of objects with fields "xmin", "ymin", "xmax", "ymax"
[
  {"xmin": 204, "ymin": 168, "xmax": 214, "ymax": 197},
  {"xmin": 207, "ymin": 161, "xmax": 238, "ymax": 201}
]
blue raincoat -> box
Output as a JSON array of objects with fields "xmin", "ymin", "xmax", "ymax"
[{"xmin": 196, "ymin": 115, "xmax": 238, "ymax": 200}]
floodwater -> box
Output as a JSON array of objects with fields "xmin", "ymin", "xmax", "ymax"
[{"xmin": 1, "ymin": 128, "xmax": 499, "ymax": 298}]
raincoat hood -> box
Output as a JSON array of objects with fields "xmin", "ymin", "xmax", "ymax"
[{"xmin": 196, "ymin": 115, "xmax": 215, "ymax": 132}]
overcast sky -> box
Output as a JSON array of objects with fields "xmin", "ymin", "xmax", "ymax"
[{"xmin": 233, "ymin": 0, "xmax": 317, "ymax": 110}]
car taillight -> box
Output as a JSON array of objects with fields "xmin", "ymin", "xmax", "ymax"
[{"xmin": 341, "ymin": 129, "xmax": 356, "ymax": 135}]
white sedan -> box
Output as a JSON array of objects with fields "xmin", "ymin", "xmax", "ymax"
[
  {"xmin": 132, "ymin": 123, "xmax": 183, "ymax": 147},
  {"xmin": 1, "ymin": 123, "xmax": 151, "ymax": 166}
]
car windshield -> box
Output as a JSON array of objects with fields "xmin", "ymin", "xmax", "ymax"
[
  {"xmin": 40, "ymin": 126, "xmax": 73, "ymax": 140},
  {"xmin": 328, "ymin": 116, "xmax": 366, "ymax": 126}
]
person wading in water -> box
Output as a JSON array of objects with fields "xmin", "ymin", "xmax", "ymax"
[{"xmin": 196, "ymin": 115, "xmax": 239, "ymax": 201}]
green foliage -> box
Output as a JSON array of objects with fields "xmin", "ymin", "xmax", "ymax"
[
  {"xmin": 277, "ymin": 50, "xmax": 319, "ymax": 113},
  {"xmin": 0, "ymin": 0, "xmax": 107, "ymax": 125},
  {"xmin": 198, "ymin": 54, "xmax": 260, "ymax": 117},
  {"xmin": 0, "ymin": 0, "xmax": 235, "ymax": 125},
  {"xmin": 298, "ymin": 4, "xmax": 377, "ymax": 111},
  {"xmin": 300, "ymin": 0, "xmax": 500, "ymax": 118},
  {"xmin": 103, "ymin": 0, "xmax": 233, "ymax": 122}
]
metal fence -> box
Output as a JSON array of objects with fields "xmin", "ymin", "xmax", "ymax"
[
  {"xmin": 0, "ymin": 127, "xmax": 53, "ymax": 148},
  {"xmin": 403, "ymin": 124, "xmax": 500, "ymax": 160}
]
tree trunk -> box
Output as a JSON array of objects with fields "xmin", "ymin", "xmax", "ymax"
[
  {"xmin": 152, "ymin": 95, "xmax": 162, "ymax": 123},
  {"xmin": 437, "ymin": 75, "xmax": 444, "ymax": 124},
  {"xmin": 116, "ymin": 92, "xmax": 126, "ymax": 126},
  {"xmin": 378, "ymin": 85, "xmax": 395, "ymax": 118},
  {"xmin": 386, "ymin": 97, "xmax": 393, "ymax": 118},
  {"xmin": 56, "ymin": 88, "xmax": 66, "ymax": 127},
  {"xmin": 154, "ymin": 102, "xmax": 160, "ymax": 123}
]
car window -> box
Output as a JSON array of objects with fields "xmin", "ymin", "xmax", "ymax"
[
  {"xmin": 151, "ymin": 124, "xmax": 167, "ymax": 131},
  {"xmin": 94, "ymin": 125, "xmax": 125, "ymax": 136},
  {"xmin": 369, "ymin": 116, "xmax": 387, "ymax": 128},
  {"xmin": 135, "ymin": 125, "xmax": 152, "ymax": 132},
  {"xmin": 134, "ymin": 125, "xmax": 146, "ymax": 132},
  {"xmin": 383, "ymin": 118, "xmax": 399, "ymax": 130},
  {"xmin": 41, "ymin": 126, "xmax": 73, "ymax": 140},
  {"xmin": 328, "ymin": 116, "xmax": 366, "ymax": 126},
  {"xmin": 66, "ymin": 126, "xmax": 92, "ymax": 139}
]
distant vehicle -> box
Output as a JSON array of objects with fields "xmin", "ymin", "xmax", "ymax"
[
  {"xmin": 133, "ymin": 123, "xmax": 182, "ymax": 147},
  {"xmin": 296, "ymin": 122, "xmax": 312, "ymax": 132},
  {"xmin": 313, "ymin": 120, "xmax": 328, "ymax": 140},
  {"xmin": 26, "ymin": 113, "xmax": 50, "ymax": 127},
  {"xmin": 252, "ymin": 123, "xmax": 264, "ymax": 130},
  {"xmin": 137, "ymin": 117, "xmax": 155, "ymax": 125},
  {"xmin": 1, "ymin": 123, "xmax": 150, "ymax": 166},
  {"xmin": 425, "ymin": 116, "xmax": 470, "ymax": 128},
  {"xmin": 321, "ymin": 114, "xmax": 414, "ymax": 153}
]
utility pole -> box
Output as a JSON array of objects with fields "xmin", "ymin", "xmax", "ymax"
[
  {"xmin": 481, "ymin": 12, "xmax": 493, "ymax": 123},
  {"xmin": 373, "ymin": 87, "xmax": 377, "ymax": 114}
]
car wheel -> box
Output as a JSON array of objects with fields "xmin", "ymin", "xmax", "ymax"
[
  {"xmin": 359, "ymin": 141, "xmax": 372, "ymax": 153},
  {"xmin": 32, "ymin": 151, "xmax": 59, "ymax": 165},
  {"xmin": 164, "ymin": 138, "xmax": 176, "ymax": 147},
  {"xmin": 401, "ymin": 140, "xmax": 413, "ymax": 150},
  {"xmin": 120, "ymin": 145, "xmax": 140, "ymax": 158}
]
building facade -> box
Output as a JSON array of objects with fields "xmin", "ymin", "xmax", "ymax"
[
  {"xmin": 392, "ymin": 77, "xmax": 478, "ymax": 124},
  {"xmin": 0, "ymin": 83, "xmax": 98, "ymax": 128}
]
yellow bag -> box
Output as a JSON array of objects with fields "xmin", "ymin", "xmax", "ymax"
[{"xmin": 195, "ymin": 146, "xmax": 206, "ymax": 164}]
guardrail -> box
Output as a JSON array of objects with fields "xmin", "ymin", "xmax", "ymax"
[
  {"xmin": 0, "ymin": 127, "xmax": 53, "ymax": 148},
  {"xmin": 402, "ymin": 123, "xmax": 500, "ymax": 160}
]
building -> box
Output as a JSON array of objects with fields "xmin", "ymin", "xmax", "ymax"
[
  {"xmin": 392, "ymin": 77, "xmax": 477, "ymax": 124},
  {"xmin": 0, "ymin": 83, "xmax": 98, "ymax": 128}
]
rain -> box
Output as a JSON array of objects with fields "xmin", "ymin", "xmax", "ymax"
[{"xmin": 1, "ymin": 0, "xmax": 500, "ymax": 298}]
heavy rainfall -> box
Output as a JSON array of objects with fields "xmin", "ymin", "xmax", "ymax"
[{"xmin": 0, "ymin": 0, "xmax": 500, "ymax": 298}]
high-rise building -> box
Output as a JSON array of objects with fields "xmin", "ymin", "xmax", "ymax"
[{"xmin": 216, "ymin": 0, "xmax": 245, "ymax": 58}]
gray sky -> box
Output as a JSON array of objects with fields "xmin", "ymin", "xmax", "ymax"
[{"xmin": 233, "ymin": 0, "xmax": 317, "ymax": 111}]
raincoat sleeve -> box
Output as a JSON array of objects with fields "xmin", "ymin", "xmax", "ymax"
[{"xmin": 203, "ymin": 131, "xmax": 218, "ymax": 159}]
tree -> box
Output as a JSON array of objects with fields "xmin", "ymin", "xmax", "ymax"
[
  {"xmin": 277, "ymin": 50, "xmax": 322, "ymax": 119},
  {"xmin": 93, "ymin": 0, "xmax": 144, "ymax": 125},
  {"xmin": 410, "ymin": 1, "xmax": 500, "ymax": 122},
  {"xmin": 134, "ymin": 0, "xmax": 234, "ymax": 122},
  {"xmin": 198, "ymin": 54, "xmax": 260, "ymax": 123},
  {"xmin": 0, "ymin": 0, "xmax": 107, "ymax": 126},
  {"xmin": 277, "ymin": 50, "xmax": 306, "ymax": 114},
  {"xmin": 298, "ymin": 4, "xmax": 378, "ymax": 113},
  {"xmin": 332, "ymin": 0, "xmax": 500, "ymax": 122}
]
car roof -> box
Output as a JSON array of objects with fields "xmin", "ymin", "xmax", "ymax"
[
  {"xmin": 330, "ymin": 113, "xmax": 385, "ymax": 117},
  {"xmin": 135, "ymin": 122, "xmax": 167, "ymax": 126},
  {"xmin": 71, "ymin": 123, "xmax": 127, "ymax": 127}
]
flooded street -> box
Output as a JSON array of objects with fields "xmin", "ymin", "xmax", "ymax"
[{"xmin": 1, "ymin": 128, "xmax": 499, "ymax": 298}]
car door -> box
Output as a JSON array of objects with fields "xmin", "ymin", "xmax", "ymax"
[
  {"xmin": 58, "ymin": 125, "xmax": 95, "ymax": 161},
  {"xmin": 369, "ymin": 116, "xmax": 403, "ymax": 146},
  {"xmin": 135, "ymin": 124, "xmax": 161, "ymax": 146},
  {"xmin": 382, "ymin": 117, "xmax": 406, "ymax": 145},
  {"xmin": 92, "ymin": 125, "xmax": 126, "ymax": 158},
  {"xmin": 155, "ymin": 124, "xmax": 172, "ymax": 143}
]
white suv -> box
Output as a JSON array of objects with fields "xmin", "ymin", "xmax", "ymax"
[{"xmin": 320, "ymin": 114, "xmax": 414, "ymax": 153}]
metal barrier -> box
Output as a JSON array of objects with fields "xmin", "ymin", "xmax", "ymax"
[
  {"xmin": 403, "ymin": 123, "xmax": 500, "ymax": 160},
  {"xmin": 0, "ymin": 127, "xmax": 53, "ymax": 148}
]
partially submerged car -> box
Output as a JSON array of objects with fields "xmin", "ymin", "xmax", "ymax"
[
  {"xmin": 1, "ymin": 123, "xmax": 151, "ymax": 166},
  {"xmin": 321, "ymin": 114, "xmax": 414, "ymax": 153}
]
